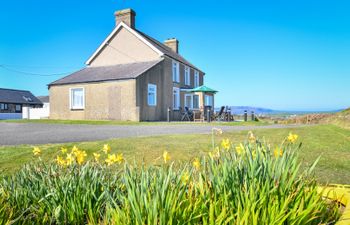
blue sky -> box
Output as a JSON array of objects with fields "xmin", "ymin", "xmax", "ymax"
[{"xmin": 1, "ymin": 0, "xmax": 349, "ymax": 111}]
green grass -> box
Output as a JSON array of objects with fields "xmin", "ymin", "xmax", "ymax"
[
  {"xmin": 0, "ymin": 119, "xmax": 268, "ymax": 126},
  {"xmin": 1, "ymin": 124, "xmax": 349, "ymax": 184}
]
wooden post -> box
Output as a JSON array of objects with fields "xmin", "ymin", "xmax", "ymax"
[{"xmin": 244, "ymin": 110, "xmax": 248, "ymax": 122}]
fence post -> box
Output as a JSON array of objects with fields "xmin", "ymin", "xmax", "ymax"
[
  {"xmin": 167, "ymin": 107, "xmax": 171, "ymax": 122},
  {"xmin": 244, "ymin": 110, "xmax": 248, "ymax": 122},
  {"xmin": 207, "ymin": 109, "xmax": 211, "ymax": 123},
  {"xmin": 251, "ymin": 111, "xmax": 255, "ymax": 121}
]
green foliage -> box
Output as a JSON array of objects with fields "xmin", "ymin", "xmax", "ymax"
[{"xmin": 0, "ymin": 136, "xmax": 340, "ymax": 224}]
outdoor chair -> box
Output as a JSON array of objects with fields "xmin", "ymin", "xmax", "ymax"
[
  {"xmin": 214, "ymin": 106, "xmax": 226, "ymax": 121},
  {"xmin": 181, "ymin": 107, "xmax": 193, "ymax": 121}
]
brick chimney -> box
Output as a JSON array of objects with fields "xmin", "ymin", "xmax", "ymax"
[
  {"xmin": 114, "ymin": 8, "xmax": 136, "ymax": 28},
  {"xmin": 164, "ymin": 38, "xmax": 179, "ymax": 53}
]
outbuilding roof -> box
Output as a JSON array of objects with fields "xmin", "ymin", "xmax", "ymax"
[
  {"xmin": 49, "ymin": 59, "xmax": 163, "ymax": 86},
  {"xmin": 0, "ymin": 88, "xmax": 43, "ymax": 105}
]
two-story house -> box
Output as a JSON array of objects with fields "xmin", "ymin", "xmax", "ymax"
[{"xmin": 49, "ymin": 8, "xmax": 217, "ymax": 121}]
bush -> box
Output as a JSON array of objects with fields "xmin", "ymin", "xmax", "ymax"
[{"xmin": 0, "ymin": 132, "xmax": 340, "ymax": 224}]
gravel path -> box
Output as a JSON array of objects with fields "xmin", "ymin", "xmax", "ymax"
[{"xmin": 0, "ymin": 123, "xmax": 303, "ymax": 146}]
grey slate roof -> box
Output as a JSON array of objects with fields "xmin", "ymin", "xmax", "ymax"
[
  {"xmin": 0, "ymin": 88, "xmax": 43, "ymax": 105},
  {"xmin": 37, "ymin": 96, "xmax": 49, "ymax": 103},
  {"xmin": 135, "ymin": 29, "xmax": 203, "ymax": 73},
  {"xmin": 49, "ymin": 59, "xmax": 163, "ymax": 86}
]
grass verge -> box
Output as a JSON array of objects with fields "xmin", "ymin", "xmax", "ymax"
[{"xmin": 0, "ymin": 124, "xmax": 349, "ymax": 184}]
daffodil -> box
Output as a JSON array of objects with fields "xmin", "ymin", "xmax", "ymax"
[
  {"xmin": 221, "ymin": 139, "xmax": 231, "ymax": 150},
  {"xmin": 193, "ymin": 158, "xmax": 201, "ymax": 170},
  {"xmin": 76, "ymin": 150, "xmax": 87, "ymax": 165},
  {"xmin": 105, "ymin": 154, "xmax": 117, "ymax": 166},
  {"xmin": 209, "ymin": 147, "xmax": 220, "ymax": 159},
  {"xmin": 235, "ymin": 144, "xmax": 244, "ymax": 155},
  {"xmin": 115, "ymin": 153, "xmax": 124, "ymax": 164},
  {"xmin": 103, "ymin": 144, "xmax": 111, "ymax": 154},
  {"xmin": 66, "ymin": 153, "xmax": 74, "ymax": 166},
  {"xmin": 287, "ymin": 133, "xmax": 298, "ymax": 143},
  {"xmin": 56, "ymin": 155, "xmax": 66, "ymax": 166},
  {"xmin": 71, "ymin": 145, "xmax": 79, "ymax": 155},
  {"xmin": 181, "ymin": 172, "xmax": 190, "ymax": 184},
  {"xmin": 61, "ymin": 147, "xmax": 68, "ymax": 154},
  {"xmin": 274, "ymin": 147, "xmax": 283, "ymax": 158},
  {"xmin": 32, "ymin": 147, "xmax": 41, "ymax": 156},
  {"xmin": 163, "ymin": 151, "xmax": 170, "ymax": 164},
  {"xmin": 252, "ymin": 150, "xmax": 257, "ymax": 160},
  {"xmin": 93, "ymin": 153, "xmax": 101, "ymax": 162}
]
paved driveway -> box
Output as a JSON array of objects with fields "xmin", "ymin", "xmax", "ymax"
[{"xmin": 0, "ymin": 123, "xmax": 302, "ymax": 146}]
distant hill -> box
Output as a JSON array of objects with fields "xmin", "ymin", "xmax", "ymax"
[
  {"xmin": 221, "ymin": 106, "xmax": 341, "ymax": 116},
  {"xmin": 321, "ymin": 108, "xmax": 350, "ymax": 129}
]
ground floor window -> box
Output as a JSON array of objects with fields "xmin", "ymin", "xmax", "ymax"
[
  {"xmin": 70, "ymin": 88, "xmax": 85, "ymax": 110},
  {"xmin": 147, "ymin": 83, "xmax": 157, "ymax": 106},
  {"xmin": 0, "ymin": 103, "xmax": 8, "ymax": 110},
  {"xmin": 193, "ymin": 95, "xmax": 199, "ymax": 109},
  {"xmin": 15, "ymin": 104, "xmax": 21, "ymax": 112},
  {"xmin": 205, "ymin": 95, "xmax": 213, "ymax": 107},
  {"xmin": 173, "ymin": 87, "xmax": 180, "ymax": 109}
]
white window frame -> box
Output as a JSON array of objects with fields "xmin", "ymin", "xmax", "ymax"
[
  {"xmin": 147, "ymin": 83, "xmax": 157, "ymax": 106},
  {"xmin": 69, "ymin": 87, "xmax": 85, "ymax": 110},
  {"xmin": 173, "ymin": 87, "xmax": 180, "ymax": 110},
  {"xmin": 184, "ymin": 94, "xmax": 193, "ymax": 109},
  {"xmin": 194, "ymin": 70, "xmax": 199, "ymax": 87},
  {"xmin": 184, "ymin": 66, "xmax": 190, "ymax": 86},
  {"xmin": 172, "ymin": 60, "xmax": 180, "ymax": 83}
]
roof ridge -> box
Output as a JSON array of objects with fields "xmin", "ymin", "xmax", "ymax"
[{"xmin": 0, "ymin": 88, "xmax": 31, "ymax": 93}]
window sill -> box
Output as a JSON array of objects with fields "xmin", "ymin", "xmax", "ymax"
[{"xmin": 70, "ymin": 108, "xmax": 84, "ymax": 111}]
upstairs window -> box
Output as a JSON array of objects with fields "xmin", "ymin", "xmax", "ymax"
[
  {"xmin": 70, "ymin": 88, "xmax": 85, "ymax": 110},
  {"xmin": 173, "ymin": 87, "xmax": 180, "ymax": 109},
  {"xmin": 184, "ymin": 66, "xmax": 190, "ymax": 86},
  {"xmin": 147, "ymin": 84, "xmax": 157, "ymax": 106},
  {"xmin": 194, "ymin": 70, "xmax": 199, "ymax": 87},
  {"xmin": 172, "ymin": 60, "xmax": 180, "ymax": 83}
]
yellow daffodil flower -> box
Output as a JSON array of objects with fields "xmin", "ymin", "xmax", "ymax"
[
  {"xmin": 221, "ymin": 139, "xmax": 231, "ymax": 150},
  {"xmin": 181, "ymin": 172, "xmax": 190, "ymax": 184},
  {"xmin": 32, "ymin": 147, "xmax": 41, "ymax": 156},
  {"xmin": 71, "ymin": 145, "xmax": 79, "ymax": 156},
  {"xmin": 235, "ymin": 144, "xmax": 244, "ymax": 155},
  {"xmin": 61, "ymin": 147, "xmax": 67, "ymax": 154},
  {"xmin": 76, "ymin": 150, "xmax": 87, "ymax": 165},
  {"xmin": 103, "ymin": 144, "xmax": 111, "ymax": 154},
  {"xmin": 56, "ymin": 155, "xmax": 66, "ymax": 166},
  {"xmin": 105, "ymin": 154, "xmax": 117, "ymax": 166},
  {"xmin": 274, "ymin": 147, "xmax": 283, "ymax": 158},
  {"xmin": 93, "ymin": 153, "xmax": 101, "ymax": 162},
  {"xmin": 163, "ymin": 151, "xmax": 170, "ymax": 164},
  {"xmin": 66, "ymin": 153, "xmax": 74, "ymax": 166},
  {"xmin": 193, "ymin": 158, "xmax": 201, "ymax": 170},
  {"xmin": 287, "ymin": 133, "xmax": 298, "ymax": 143},
  {"xmin": 115, "ymin": 153, "xmax": 124, "ymax": 164}
]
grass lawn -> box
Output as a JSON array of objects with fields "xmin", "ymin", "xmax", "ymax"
[
  {"xmin": 0, "ymin": 124, "xmax": 349, "ymax": 184},
  {"xmin": 0, "ymin": 119, "xmax": 269, "ymax": 126}
]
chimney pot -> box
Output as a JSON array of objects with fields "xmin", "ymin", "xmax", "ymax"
[
  {"xmin": 164, "ymin": 38, "xmax": 179, "ymax": 53},
  {"xmin": 114, "ymin": 8, "xmax": 136, "ymax": 28}
]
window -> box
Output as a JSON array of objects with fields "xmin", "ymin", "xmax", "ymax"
[
  {"xmin": 173, "ymin": 87, "xmax": 180, "ymax": 109},
  {"xmin": 193, "ymin": 95, "xmax": 199, "ymax": 109},
  {"xmin": 70, "ymin": 88, "xmax": 85, "ymax": 110},
  {"xmin": 147, "ymin": 84, "xmax": 157, "ymax": 106},
  {"xmin": 184, "ymin": 94, "xmax": 193, "ymax": 109},
  {"xmin": 15, "ymin": 104, "xmax": 21, "ymax": 112},
  {"xmin": 184, "ymin": 66, "xmax": 190, "ymax": 86},
  {"xmin": 194, "ymin": 70, "xmax": 199, "ymax": 87},
  {"xmin": 172, "ymin": 60, "xmax": 180, "ymax": 83},
  {"xmin": 205, "ymin": 95, "xmax": 214, "ymax": 107},
  {"xmin": 0, "ymin": 103, "xmax": 8, "ymax": 110}
]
